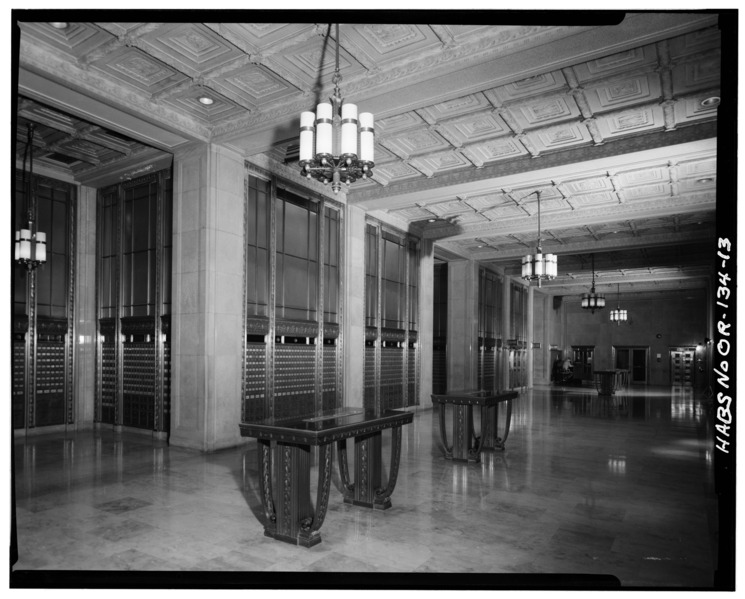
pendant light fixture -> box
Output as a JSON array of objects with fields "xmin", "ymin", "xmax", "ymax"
[
  {"xmin": 609, "ymin": 283, "xmax": 628, "ymax": 324},
  {"xmin": 521, "ymin": 190, "xmax": 557, "ymax": 287},
  {"xmin": 581, "ymin": 254, "xmax": 605, "ymax": 313},
  {"xmin": 298, "ymin": 24, "xmax": 374, "ymax": 194},
  {"xmin": 15, "ymin": 123, "xmax": 46, "ymax": 271}
]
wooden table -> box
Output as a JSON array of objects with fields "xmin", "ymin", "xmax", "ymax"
[
  {"xmin": 593, "ymin": 370, "xmax": 619, "ymax": 396},
  {"xmin": 239, "ymin": 407, "xmax": 413, "ymax": 547},
  {"xmin": 430, "ymin": 390, "xmax": 519, "ymax": 463}
]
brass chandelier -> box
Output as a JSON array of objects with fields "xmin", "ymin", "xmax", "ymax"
[
  {"xmin": 15, "ymin": 123, "xmax": 47, "ymax": 271},
  {"xmin": 609, "ymin": 283, "xmax": 628, "ymax": 324},
  {"xmin": 581, "ymin": 254, "xmax": 605, "ymax": 313},
  {"xmin": 298, "ymin": 24, "xmax": 374, "ymax": 194},
  {"xmin": 521, "ymin": 190, "xmax": 558, "ymax": 287}
]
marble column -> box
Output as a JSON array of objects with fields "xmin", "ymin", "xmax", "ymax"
[
  {"xmin": 527, "ymin": 285, "xmax": 534, "ymax": 389},
  {"xmin": 446, "ymin": 260, "xmax": 478, "ymax": 391},
  {"xmin": 343, "ymin": 205, "xmax": 366, "ymax": 409},
  {"xmin": 170, "ymin": 143, "xmax": 246, "ymax": 451},
  {"xmin": 501, "ymin": 275, "xmax": 511, "ymax": 389},
  {"xmin": 417, "ymin": 239, "xmax": 434, "ymax": 405},
  {"xmin": 74, "ymin": 184, "xmax": 97, "ymax": 428}
]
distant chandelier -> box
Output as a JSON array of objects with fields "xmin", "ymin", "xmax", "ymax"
[
  {"xmin": 581, "ymin": 254, "xmax": 605, "ymax": 313},
  {"xmin": 298, "ymin": 23, "xmax": 374, "ymax": 194},
  {"xmin": 15, "ymin": 123, "xmax": 46, "ymax": 271},
  {"xmin": 521, "ymin": 190, "xmax": 557, "ymax": 287},
  {"xmin": 609, "ymin": 283, "xmax": 628, "ymax": 324}
]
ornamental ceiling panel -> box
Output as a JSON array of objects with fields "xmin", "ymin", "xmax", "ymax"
[
  {"xmin": 522, "ymin": 122, "xmax": 593, "ymax": 154},
  {"xmin": 561, "ymin": 176, "xmax": 614, "ymax": 195},
  {"xmin": 614, "ymin": 165, "xmax": 670, "ymax": 187},
  {"xmin": 380, "ymin": 127, "xmax": 451, "ymax": 159},
  {"xmin": 161, "ymin": 87, "xmax": 246, "ymax": 124},
  {"xmin": 263, "ymin": 35, "xmax": 366, "ymax": 91},
  {"xmin": 376, "ymin": 112, "xmax": 426, "ymax": 134},
  {"xmin": 565, "ymin": 190, "xmax": 619, "ymax": 208},
  {"xmin": 621, "ymin": 182, "xmax": 670, "ymax": 201},
  {"xmin": 462, "ymin": 191, "xmax": 513, "ymax": 211},
  {"xmin": 341, "ymin": 24, "xmax": 442, "ymax": 67},
  {"xmin": 671, "ymin": 56, "xmax": 721, "ymax": 95},
  {"xmin": 572, "ymin": 44, "xmax": 658, "ymax": 83},
  {"xmin": 464, "ymin": 137, "xmax": 529, "ymax": 164},
  {"xmin": 583, "ymin": 73, "xmax": 663, "ymax": 114},
  {"xmin": 368, "ymin": 162, "xmax": 422, "ymax": 186},
  {"xmin": 503, "ymin": 94, "xmax": 582, "ymax": 130},
  {"xmin": 17, "ymin": 22, "xmax": 113, "ymax": 58},
  {"xmin": 137, "ymin": 22, "xmax": 246, "ymax": 75},
  {"xmin": 425, "ymin": 199, "xmax": 473, "ymax": 218},
  {"xmin": 594, "ymin": 105, "xmax": 666, "ymax": 139},
  {"xmin": 407, "ymin": 150, "xmax": 472, "ymax": 177},
  {"xmin": 15, "ymin": 13, "xmax": 728, "ymax": 296},
  {"xmin": 211, "ymin": 22, "xmax": 317, "ymax": 51},
  {"xmin": 436, "ymin": 111, "xmax": 511, "ymax": 145},
  {"xmin": 673, "ymin": 93, "xmax": 721, "ymax": 125},
  {"xmin": 214, "ymin": 63, "xmax": 299, "ymax": 109},
  {"xmin": 484, "ymin": 71, "xmax": 568, "ymax": 104},
  {"xmin": 90, "ymin": 46, "xmax": 189, "ymax": 94},
  {"xmin": 480, "ymin": 204, "xmax": 529, "ymax": 220},
  {"xmin": 676, "ymin": 157, "xmax": 717, "ymax": 179},
  {"xmin": 417, "ymin": 92, "xmax": 493, "ymax": 123}
]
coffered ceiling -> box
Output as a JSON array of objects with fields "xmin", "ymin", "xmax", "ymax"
[{"xmin": 14, "ymin": 11, "xmax": 731, "ymax": 298}]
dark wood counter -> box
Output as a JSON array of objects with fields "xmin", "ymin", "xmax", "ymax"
[
  {"xmin": 431, "ymin": 390, "xmax": 519, "ymax": 463},
  {"xmin": 239, "ymin": 407, "xmax": 413, "ymax": 547}
]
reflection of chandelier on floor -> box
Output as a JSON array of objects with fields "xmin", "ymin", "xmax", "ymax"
[
  {"xmin": 581, "ymin": 254, "xmax": 604, "ymax": 313},
  {"xmin": 15, "ymin": 123, "xmax": 46, "ymax": 271},
  {"xmin": 610, "ymin": 283, "xmax": 628, "ymax": 324},
  {"xmin": 298, "ymin": 24, "xmax": 374, "ymax": 194},
  {"xmin": 521, "ymin": 190, "xmax": 557, "ymax": 287}
]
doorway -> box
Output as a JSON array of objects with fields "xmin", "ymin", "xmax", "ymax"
[
  {"xmin": 614, "ymin": 346, "xmax": 648, "ymax": 384},
  {"xmin": 669, "ymin": 347, "xmax": 696, "ymax": 387},
  {"xmin": 571, "ymin": 345, "xmax": 594, "ymax": 382}
]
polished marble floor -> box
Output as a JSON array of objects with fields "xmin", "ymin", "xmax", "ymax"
[{"xmin": 11, "ymin": 384, "xmax": 724, "ymax": 589}]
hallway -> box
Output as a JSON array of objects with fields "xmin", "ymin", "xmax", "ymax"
[{"xmin": 11, "ymin": 385, "xmax": 720, "ymax": 589}]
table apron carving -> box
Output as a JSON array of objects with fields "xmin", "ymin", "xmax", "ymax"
[
  {"xmin": 241, "ymin": 409, "xmax": 413, "ymax": 547},
  {"xmin": 432, "ymin": 391, "xmax": 518, "ymax": 463}
]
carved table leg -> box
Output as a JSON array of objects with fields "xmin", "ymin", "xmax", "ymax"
[
  {"xmin": 374, "ymin": 425, "xmax": 403, "ymax": 510},
  {"xmin": 257, "ymin": 439, "xmax": 276, "ymax": 535},
  {"xmin": 266, "ymin": 441, "xmax": 332, "ymax": 548},
  {"xmin": 346, "ymin": 431, "xmax": 385, "ymax": 509},
  {"xmin": 481, "ymin": 404, "xmax": 496, "ymax": 448},
  {"xmin": 337, "ymin": 439, "xmax": 355, "ymax": 496},
  {"xmin": 338, "ymin": 428, "xmax": 403, "ymax": 510},
  {"xmin": 499, "ymin": 400, "xmax": 513, "ymax": 448},
  {"xmin": 452, "ymin": 404, "xmax": 478, "ymax": 462},
  {"xmin": 438, "ymin": 403, "xmax": 453, "ymax": 459}
]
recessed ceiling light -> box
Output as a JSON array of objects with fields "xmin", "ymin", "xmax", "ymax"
[
  {"xmin": 700, "ymin": 96, "xmax": 720, "ymax": 108},
  {"xmin": 427, "ymin": 218, "xmax": 437, "ymax": 223},
  {"xmin": 49, "ymin": 22, "xmax": 69, "ymax": 29},
  {"xmin": 198, "ymin": 96, "xmax": 214, "ymax": 106},
  {"xmin": 696, "ymin": 177, "xmax": 714, "ymax": 184}
]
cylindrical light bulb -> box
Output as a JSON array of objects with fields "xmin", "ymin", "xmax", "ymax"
[
  {"xmin": 299, "ymin": 111, "xmax": 315, "ymax": 162},
  {"xmin": 359, "ymin": 112, "xmax": 374, "ymax": 162},
  {"xmin": 35, "ymin": 231, "xmax": 46, "ymax": 263},
  {"xmin": 20, "ymin": 229, "xmax": 31, "ymax": 260},
  {"xmin": 341, "ymin": 103, "xmax": 358, "ymax": 156},
  {"xmin": 316, "ymin": 103, "xmax": 333, "ymax": 156}
]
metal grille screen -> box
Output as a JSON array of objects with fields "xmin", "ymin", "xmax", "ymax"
[
  {"xmin": 35, "ymin": 340, "xmax": 66, "ymax": 427},
  {"xmin": 274, "ymin": 343, "xmax": 316, "ymax": 420},
  {"xmin": 122, "ymin": 340, "xmax": 156, "ymax": 429}
]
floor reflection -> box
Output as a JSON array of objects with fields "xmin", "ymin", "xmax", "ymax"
[{"xmin": 12, "ymin": 384, "xmax": 719, "ymax": 588}]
